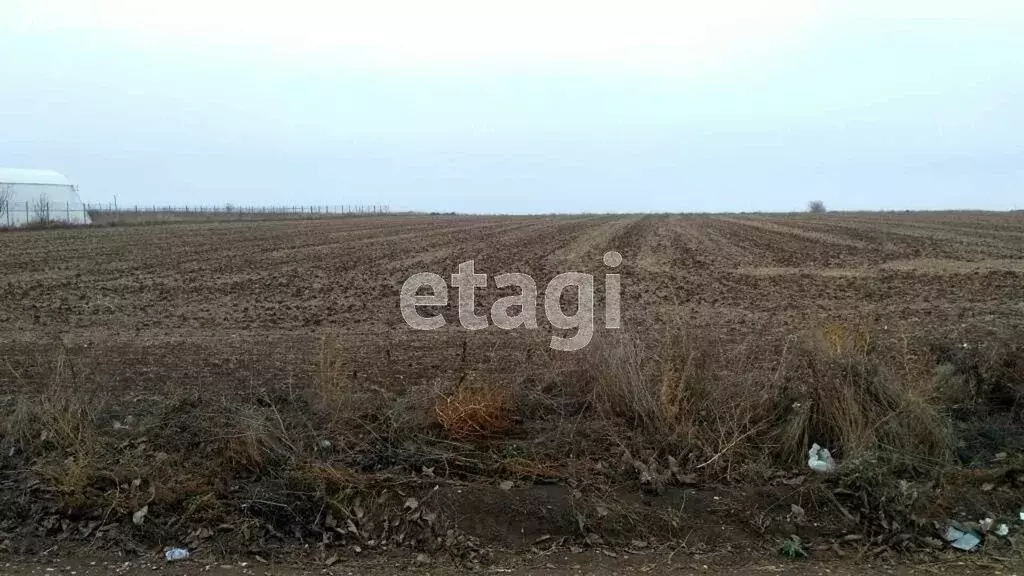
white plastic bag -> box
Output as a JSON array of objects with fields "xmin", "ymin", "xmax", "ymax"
[
  {"xmin": 165, "ymin": 548, "xmax": 189, "ymax": 562},
  {"xmin": 807, "ymin": 443, "xmax": 836, "ymax": 474}
]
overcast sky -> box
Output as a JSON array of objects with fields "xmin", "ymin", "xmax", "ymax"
[{"xmin": 2, "ymin": 1, "xmax": 1023, "ymax": 213}]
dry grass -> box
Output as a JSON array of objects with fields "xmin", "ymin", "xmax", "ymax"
[
  {"xmin": 217, "ymin": 403, "xmax": 299, "ymax": 474},
  {"xmin": 581, "ymin": 329, "xmax": 777, "ymax": 475},
  {"xmin": 581, "ymin": 323, "xmax": 955, "ymax": 477},
  {"xmin": 3, "ymin": 343, "xmax": 102, "ymax": 458},
  {"xmin": 582, "ymin": 334, "xmax": 663, "ymax": 433},
  {"xmin": 774, "ymin": 324, "xmax": 953, "ymax": 472},
  {"xmin": 1, "ymin": 327, "xmax": 1020, "ymax": 552},
  {"xmin": 434, "ymin": 375, "xmax": 514, "ymax": 441},
  {"xmin": 315, "ymin": 332, "xmax": 351, "ymax": 416}
]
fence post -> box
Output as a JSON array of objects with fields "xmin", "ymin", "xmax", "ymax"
[{"xmin": 66, "ymin": 202, "xmax": 70, "ymax": 221}]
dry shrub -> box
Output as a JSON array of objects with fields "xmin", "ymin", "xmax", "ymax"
[
  {"xmin": 583, "ymin": 330, "xmax": 775, "ymax": 474},
  {"xmin": 774, "ymin": 324, "xmax": 953, "ymax": 471},
  {"xmin": 311, "ymin": 333, "xmax": 431, "ymax": 463},
  {"xmin": 434, "ymin": 375, "xmax": 514, "ymax": 440},
  {"xmin": 299, "ymin": 462, "xmax": 364, "ymax": 491},
  {"xmin": 931, "ymin": 335, "xmax": 1024, "ymax": 422},
  {"xmin": 315, "ymin": 332, "xmax": 351, "ymax": 416},
  {"xmin": 583, "ymin": 333, "xmax": 663, "ymax": 433},
  {"xmin": 2, "ymin": 343, "xmax": 102, "ymax": 458},
  {"xmin": 583, "ymin": 324, "xmax": 955, "ymax": 477},
  {"xmin": 217, "ymin": 401, "xmax": 299, "ymax": 474},
  {"xmin": 657, "ymin": 330, "xmax": 773, "ymax": 466},
  {"xmin": 1, "ymin": 343, "xmax": 110, "ymax": 511},
  {"xmin": 38, "ymin": 455, "xmax": 94, "ymax": 509}
]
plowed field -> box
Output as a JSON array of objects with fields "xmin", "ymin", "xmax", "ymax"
[{"xmin": 2, "ymin": 212, "xmax": 1023, "ymax": 395}]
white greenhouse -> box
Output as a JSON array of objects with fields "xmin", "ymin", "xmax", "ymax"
[{"xmin": 0, "ymin": 168, "xmax": 91, "ymax": 227}]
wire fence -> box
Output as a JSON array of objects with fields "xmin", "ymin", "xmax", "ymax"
[
  {"xmin": 0, "ymin": 200, "xmax": 91, "ymax": 227},
  {"xmin": 86, "ymin": 203, "xmax": 390, "ymax": 216},
  {"xmin": 0, "ymin": 201, "xmax": 390, "ymax": 227}
]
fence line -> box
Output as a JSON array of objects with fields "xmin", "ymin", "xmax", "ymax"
[
  {"xmin": 84, "ymin": 203, "xmax": 391, "ymax": 215},
  {"xmin": 1, "ymin": 200, "xmax": 91, "ymax": 226},
  {"xmin": 1, "ymin": 201, "xmax": 390, "ymax": 227}
]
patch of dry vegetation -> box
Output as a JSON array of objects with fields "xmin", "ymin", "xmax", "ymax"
[
  {"xmin": 579, "ymin": 324, "xmax": 954, "ymax": 478},
  {"xmin": 2, "ymin": 327, "xmax": 1022, "ymax": 554},
  {"xmin": 434, "ymin": 375, "xmax": 514, "ymax": 441}
]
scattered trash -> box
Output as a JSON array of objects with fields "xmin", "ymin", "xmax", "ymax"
[
  {"xmin": 780, "ymin": 535, "xmax": 807, "ymax": 558},
  {"xmin": 980, "ymin": 483, "xmax": 995, "ymax": 492},
  {"xmin": 165, "ymin": 548, "xmax": 189, "ymax": 562},
  {"xmin": 943, "ymin": 525, "xmax": 981, "ymax": 552},
  {"xmin": 980, "ymin": 518, "xmax": 995, "ymax": 533},
  {"xmin": 498, "ymin": 480, "xmax": 514, "ymax": 491},
  {"xmin": 132, "ymin": 506, "xmax": 148, "ymax": 526},
  {"xmin": 1019, "ymin": 510, "xmax": 1024, "ymax": 522},
  {"xmin": 807, "ymin": 444, "xmax": 836, "ymax": 474},
  {"xmin": 995, "ymin": 524, "xmax": 1010, "ymax": 537},
  {"xmin": 317, "ymin": 439, "xmax": 332, "ymax": 450},
  {"xmin": 788, "ymin": 504, "xmax": 806, "ymax": 523}
]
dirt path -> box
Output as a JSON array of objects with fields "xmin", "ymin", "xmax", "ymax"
[{"xmin": 2, "ymin": 551, "xmax": 1019, "ymax": 576}]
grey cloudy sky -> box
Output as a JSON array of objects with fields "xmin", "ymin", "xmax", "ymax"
[{"xmin": 2, "ymin": 1, "xmax": 1023, "ymax": 213}]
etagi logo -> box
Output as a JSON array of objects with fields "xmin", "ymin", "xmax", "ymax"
[{"xmin": 400, "ymin": 251, "xmax": 623, "ymax": 351}]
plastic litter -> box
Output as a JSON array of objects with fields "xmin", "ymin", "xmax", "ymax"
[
  {"xmin": 807, "ymin": 444, "xmax": 836, "ymax": 474},
  {"xmin": 132, "ymin": 505, "xmax": 148, "ymax": 526},
  {"xmin": 944, "ymin": 525, "xmax": 981, "ymax": 552},
  {"xmin": 1019, "ymin": 510, "xmax": 1024, "ymax": 522},
  {"xmin": 995, "ymin": 524, "xmax": 1010, "ymax": 537},
  {"xmin": 165, "ymin": 548, "xmax": 189, "ymax": 562},
  {"xmin": 980, "ymin": 518, "xmax": 995, "ymax": 533}
]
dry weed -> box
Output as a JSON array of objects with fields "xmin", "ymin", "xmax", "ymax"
[
  {"xmin": 3, "ymin": 343, "xmax": 102, "ymax": 458},
  {"xmin": 583, "ymin": 329, "xmax": 776, "ymax": 475},
  {"xmin": 315, "ymin": 332, "xmax": 351, "ymax": 414},
  {"xmin": 774, "ymin": 324, "xmax": 953, "ymax": 471},
  {"xmin": 583, "ymin": 324, "xmax": 955, "ymax": 477},
  {"xmin": 583, "ymin": 333, "xmax": 663, "ymax": 433},
  {"xmin": 217, "ymin": 402, "xmax": 299, "ymax": 474},
  {"xmin": 434, "ymin": 375, "xmax": 514, "ymax": 440}
]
